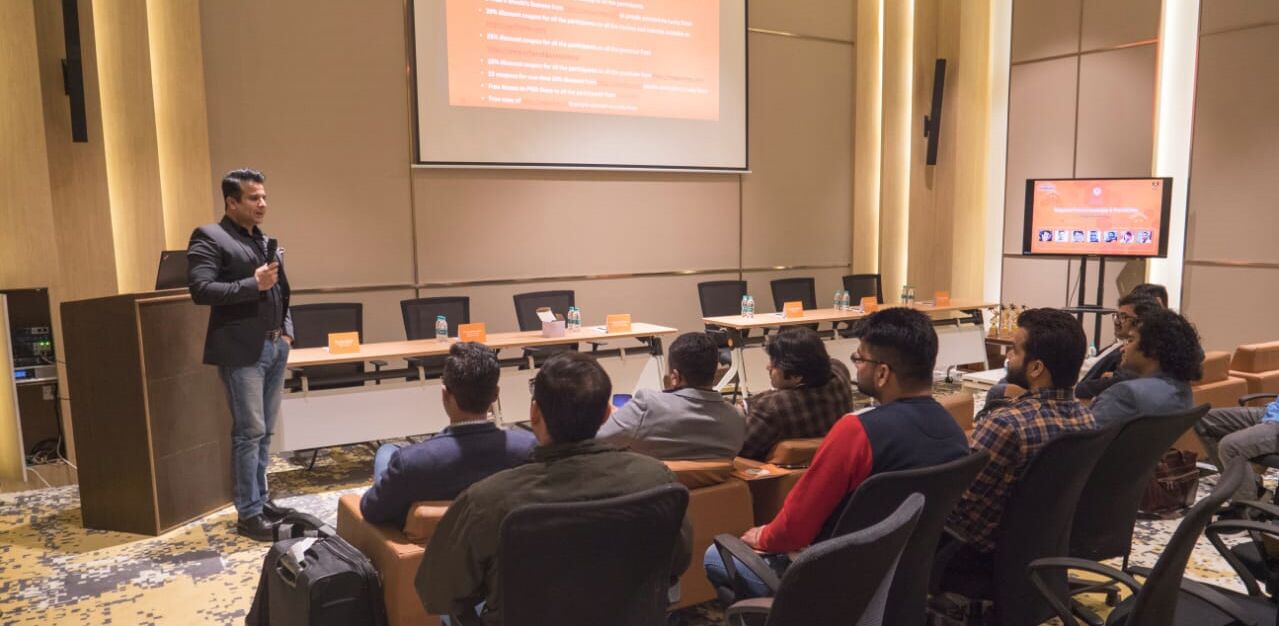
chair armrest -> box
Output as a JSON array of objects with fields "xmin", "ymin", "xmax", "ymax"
[
  {"xmin": 1239, "ymin": 393, "xmax": 1278, "ymax": 407},
  {"xmin": 370, "ymin": 359, "xmax": 387, "ymax": 369},
  {"xmin": 1205, "ymin": 519, "xmax": 1279, "ymax": 597},
  {"xmin": 724, "ymin": 597, "xmax": 774, "ymax": 624},
  {"xmin": 1235, "ymin": 500, "xmax": 1279, "ymax": 519},
  {"xmin": 588, "ymin": 341, "xmax": 605, "ymax": 352},
  {"xmin": 1027, "ymin": 557, "xmax": 1143, "ymax": 626},
  {"xmin": 713, "ymin": 533, "xmax": 782, "ymax": 597},
  {"xmin": 1177, "ymin": 577, "xmax": 1261, "ymax": 626}
]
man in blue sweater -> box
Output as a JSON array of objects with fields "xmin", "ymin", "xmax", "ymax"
[{"xmin": 360, "ymin": 342, "xmax": 536, "ymax": 525}]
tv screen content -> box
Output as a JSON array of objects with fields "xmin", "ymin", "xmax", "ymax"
[{"xmin": 1022, "ymin": 178, "xmax": 1173, "ymax": 258}]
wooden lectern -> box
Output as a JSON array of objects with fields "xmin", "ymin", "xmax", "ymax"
[{"xmin": 62, "ymin": 290, "xmax": 232, "ymax": 535}]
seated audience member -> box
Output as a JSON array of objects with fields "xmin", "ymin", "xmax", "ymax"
[
  {"xmin": 1196, "ymin": 397, "xmax": 1279, "ymax": 511},
  {"xmin": 596, "ymin": 332, "xmax": 745, "ymax": 459},
  {"xmin": 359, "ymin": 342, "xmax": 536, "ymax": 525},
  {"xmin": 1130, "ymin": 282, "xmax": 1169, "ymax": 307},
  {"xmin": 1074, "ymin": 294, "xmax": 1163, "ymax": 400},
  {"xmin": 737, "ymin": 327, "xmax": 854, "ymax": 461},
  {"xmin": 945, "ymin": 309, "xmax": 1097, "ymax": 563},
  {"xmin": 1090, "ymin": 309, "xmax": 1201, "ymax": 426},
  {"xmin": 704, "ymin": 308, "xmax": 970, "ymax": 597},
  {"xmin": 416, "ymin": 352, "xmax": 692, "ymax": 626}
]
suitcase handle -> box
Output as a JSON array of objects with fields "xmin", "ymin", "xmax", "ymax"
[{"xmin": 276, "ymin": 537, "xmax": 317, "ymax": 587}]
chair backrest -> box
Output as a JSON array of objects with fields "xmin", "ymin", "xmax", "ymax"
[
  {"xmin": 821, "ymin": 451, "xmax": 991, "ymax": 626},
  {"xmin": 769, "ymin": 278, "xmax": 817, "ymax": 312},
  {"xmin": 765, "ymin": 493, "xmax": 925, "ymax": 626},
  {"xmin": 290, "ymin": 302, "xmax": 364, "ymax": 389},
  {"xmin": 992, "ymin": 424, "xmax": 1120, "ymax": 626},
  {"xmin": 843, "ymin": 273, "xmax": 883, "ymax": 305},
  {"xmin": 1070, "ymin": 405, "xmax": 1212, "ymax": 562},
  {"xmin": 512, "ymin": 290, "xmax": 575, "ymax": 332},
  {"xmin": 400, "ymin": 297, "xmax": 470, "ymax": 340},
  {"xmin": 698, "ymin": 280, "xmax": 748, "ymax": 318},
  {"xmin": 1123, "ymin": 462, "xmax": 1246, "ymax": 626},
  {"xmin": 497, "ymin": 483, "xmax": 689, "ymax": 626}
]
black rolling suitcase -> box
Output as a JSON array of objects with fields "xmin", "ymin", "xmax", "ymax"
[{"xmin": 245, "ymin": 512, "xmax": 388, "ymax": 626}]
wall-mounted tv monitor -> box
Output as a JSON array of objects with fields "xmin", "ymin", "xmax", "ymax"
[{"xmin": 1022, "ymin": 177, "xmax": 1173, "ymax": 258}]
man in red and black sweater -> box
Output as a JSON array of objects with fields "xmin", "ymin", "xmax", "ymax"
[{"xmin": 705, "ymin": 307, "xmax": 970, "ymax": 597}]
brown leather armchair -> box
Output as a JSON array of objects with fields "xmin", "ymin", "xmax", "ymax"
[
  {"xmin": 1230, "ymin": 340, "xmax": 1279, "ymax": 395},
  {"xmin": 336, "ymin": 496, "xmax": 447, "ymax": 626},
  {"xmin": 1179, "ymin": 351, "xmax": 1250, "ymax": 455},
  {"xmin": 663, "ymin": 459, "xmax": 755, "ymax": 608}
]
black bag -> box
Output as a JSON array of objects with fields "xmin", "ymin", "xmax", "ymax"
[{"xmin": 245, "ymin": 513, "xmax": 388, "ymax": 626}]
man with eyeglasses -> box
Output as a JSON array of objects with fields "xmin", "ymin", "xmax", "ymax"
[
  {"xmin": 1074, "ymin": 292, "xmax": 1163, "ymax": 400},
  {"xmin": 704, "ymin": 308, "xmax": 969, "ymax": 600}
]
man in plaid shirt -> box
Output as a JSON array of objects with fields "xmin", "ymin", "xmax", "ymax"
[
  {"xmin": 737, "ymin": 327, "xmax": 854, "ymax": 461},
  {"xmin": 946, "ymin": 308, "xmax": 1098, "ymax": 556}
]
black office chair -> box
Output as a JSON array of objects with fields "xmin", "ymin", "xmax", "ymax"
[
  {"xmin": 512, "ymin": 290, "xmax": 577, "ymax": 368},
  {"xmin": 400, "ymin": 296, "xmax": 470, "ymax": 380},
  {"xmin": 1030, "ymin": 463, "xmax": 1275, "ymax": 626},
  {"xmin": 697, "ymin": 280, "xmax": 749, "ymax": 365},
  {"xmin": 289, "ymin": 303, "xmax": 368, "ymax": 391},
  {"xmin": 721, "ymin": 493, "xmax": 925, "ymax": 626},
  {"xmin": 768, "ymin": 278, "xmax": 818, "ymax": 333},
  {"xmin": 486, "ymin": 484, "xmax": 689, "ymax": 626},
  {"xmin": 713, "ymin": 451, "xmax": 989, "ymax": 626},
  {"xmin": 1066, "ymin": 405, "xmax": 1212, "ymax": 623},
  {"xmin": 842, "ymin": 273, "xmax": 883, "ymax": 305},
  {"xmin": 933, "ymin": 424, "xmax": 1120, "ymax": 626}
]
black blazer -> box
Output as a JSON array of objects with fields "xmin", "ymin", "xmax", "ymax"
[{"xmin": 187, "ymin": 216, "xmax": 292, "ymax": 366}]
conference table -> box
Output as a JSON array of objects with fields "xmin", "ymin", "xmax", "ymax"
[
  {"xmin": 276, "ymin": 322, "xmax": 678, "ymax": 452},
  {"xmin": 703, "ymin": 299, "xmax": 995, "ymax": 394}
]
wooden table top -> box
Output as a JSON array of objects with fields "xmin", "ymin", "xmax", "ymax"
[
  {"xmin": 287, "ymin": 322, "xmax": 679, "ymax": 367},
  {"xmin": 701, "ymin": 299, "xmax": 995, "ymax": 330}
]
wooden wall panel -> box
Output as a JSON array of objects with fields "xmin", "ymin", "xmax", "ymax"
[
  {"xmin": 749, "ymin": 0, "xmax": 855, "ymax": 42},
  {"xmin": 94, "ymin": 1, "xmax": 166, "ymax": 294},
  {"xmin": 1080, "ymin": 0, "xmax": 1160, "ymax": 51},
  {"xmin": 1011, "ymin": 0, "xmax": 1081, "ymax": 62}
]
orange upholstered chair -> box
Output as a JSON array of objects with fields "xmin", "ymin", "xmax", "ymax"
[
  {"xmin": 1230, "ymin": 341, "xmax": 1279, "ymax": 396},
  {"xmin": 336, "ymin": 496, "xmax": 446, "ymax": 626}
]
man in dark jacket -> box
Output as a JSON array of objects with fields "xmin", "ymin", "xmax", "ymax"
[
  {"xmin": 360, "ymin": 342, "xmax": 536, "ymax": 525},
  {"xmin": 416, "ymin": 352, "xmax": 693, "ymax": 626},
  {"xmin": 187, "ymin": 168, "xmax": 294, "ymax": 541}
]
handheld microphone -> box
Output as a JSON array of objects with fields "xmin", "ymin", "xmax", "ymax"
[{"xmin": 265, "ymin": 238, "xmax": 279, "ymax": 265}]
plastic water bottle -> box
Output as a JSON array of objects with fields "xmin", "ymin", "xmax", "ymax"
[
  {"xmin": 746, "ymin": 295, "xmax": 755, "ymax": 318},
  {"xmin": 841, "ymin": 290, "xmax": 851, "ymax": 311},
  {"xmin": 435, "ymin": 315, "xmax": 448, "ymax": 342},
  {"xmin": 567, "ymin": 306, "xmax": 580, "ymax": 333},
  {"xmin": 834, "ymin": 289, "xmax": 844, "ymax": 311},
  {"xmin": 741, "ymin": 295, "xmax": 750, "ymax": 317}
]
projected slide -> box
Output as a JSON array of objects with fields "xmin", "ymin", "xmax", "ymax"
[
  {"xmin": 445, "ymin": 0, "xmax": 720, "ymax": 120},
  {"xmin": 1025, "ymin": 179, "xmax": 1170, "ymax": 257}
]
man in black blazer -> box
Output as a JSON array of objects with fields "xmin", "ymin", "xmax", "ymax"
[{"xmin": 187, "ymin": 168, "xmax": 295, "ymax": 541}]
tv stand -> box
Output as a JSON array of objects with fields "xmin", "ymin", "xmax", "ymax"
[{"xmin": 1071, "ymin": 255, "xmax": 1110, "ymax": 346}]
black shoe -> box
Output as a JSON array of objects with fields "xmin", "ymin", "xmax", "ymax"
[
  {"xmin": 262, "ymin": 499, "xmax": 298, "ymax": 523},
  {"xmin": 236, "ymin": 514, "xmax": 277, "ymax": 542}
]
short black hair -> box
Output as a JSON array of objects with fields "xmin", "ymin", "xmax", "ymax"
[
  {"xmin": 1116, "ymin": 294, "xmax": 1162, "ymax": 317},
  {"xmin": 442, "ymin": 342, "xmax": 501, "ymax": 413},
  {"xmin": 533, "ymin": 352, "xmax": 612, "ymax": 443},
  {"xmin": 1017, "ymin": 308, "xmax": 1088, "ymax": 389},
  {"xmin": 668, "ymin": 332, "xmax": 720, "ymax": 388},
  {"xmin": 1129, "ymin": 283, "xmax": 1168, "ymax": 307},
  {"xmin": 764, "ymin": 327, "xmax": 833, "ymax": 387},
  {"xmin": 851, "ymin": 307, "xmax": 938, "ymax": 387},
  {"xmin": 222, "ymin": 168, "xmax": 265, "ymax": 203},
  {"xmin": 1134, "ymin": 309, "xmax": 1204, "ymax": 382}
]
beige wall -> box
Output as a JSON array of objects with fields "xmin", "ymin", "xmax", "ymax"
[
  {"xmin": 1182, "ymin": 6, "xmax": 1279, "ymax": 351},
  {"xmin": 1000, "ymin": 0, "xmax": 1159, "ymax": 347},
  {"xmin": 201, "ymin": 1, "xmax": 856, "ymax": 340}
]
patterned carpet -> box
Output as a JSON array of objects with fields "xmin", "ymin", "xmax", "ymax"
[{"xmin": 0, "ymin": 442, "xmax": 1258, "ymax": 626}]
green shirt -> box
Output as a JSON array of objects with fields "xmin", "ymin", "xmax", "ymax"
[{"xmin": 415, "ymin": 439, "xmax": 693, "ymax": 625}]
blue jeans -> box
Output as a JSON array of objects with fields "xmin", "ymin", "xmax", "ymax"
[
  {"xmin": 218, "ymin": 337, "xmax": 290, "ymax": 518},
  {"xmin": 703, "ymin": 544, "xmax": 791, "ymax": 599},
  {"xmin": 373, "ymin": 443, "xmax": 402, "ymax": 483}
]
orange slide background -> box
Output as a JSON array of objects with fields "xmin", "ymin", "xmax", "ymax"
[
  {"xmin": 1027, "ymin": 179, "xmax": 1166, "ymax": 256},
  {"xmin": 445, "ymin": 0, "xmax": 720, "ymax": 120}
]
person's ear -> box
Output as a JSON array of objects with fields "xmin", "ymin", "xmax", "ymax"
[{"xmin": 876, "ymin": 362, "xmax": 892, "ymax": 388}]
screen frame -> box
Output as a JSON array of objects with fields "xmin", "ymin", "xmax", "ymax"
[
  {"xmin": 406, "ymin": 0, "xmax": 750, "ymax": 172},
  {"xmin": 1021, "ymin": 177, "xmax": 1174, "ymax": 259}
]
